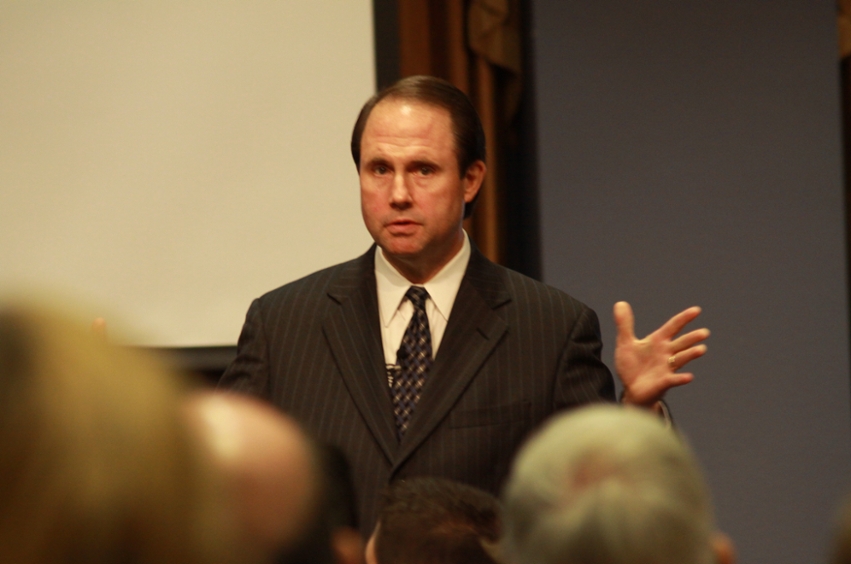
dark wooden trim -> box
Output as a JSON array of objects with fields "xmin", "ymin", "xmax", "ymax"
[
  {"xmin": 502, "ymin": 0, "xmax": 541, "ymax": 279},
  {"xmin": 398, "ymin": 0, "xmax": 432, "ymax": 76},
  {"xmin": 842, "ymin": 57, "xmax": 851, "ymax": 369},
  {"xmin": 373, "ymin": 0, "xmax": 401, "ymax": 89}
]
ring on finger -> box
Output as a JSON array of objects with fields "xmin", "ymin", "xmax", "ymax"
[{"xmin": 667, "ymin": 355, "xmax": 677, "ymax": 369}]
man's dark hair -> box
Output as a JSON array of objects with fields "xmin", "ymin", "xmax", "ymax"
[
  {"xmin": 350, "ymin": 75, "xmax": 486, "ymax": 219},
  {"xmin": 273, "ymin": 442, "xmax": 364, "ymax": 564},
  {"xmin": 373, "ymin": 477, "xmax": 501, "ymax": 564}
]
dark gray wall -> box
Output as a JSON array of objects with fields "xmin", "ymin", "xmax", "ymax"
[{"xmin": 533, "ymin": 1, "xmax": 851, "ymax": 562}]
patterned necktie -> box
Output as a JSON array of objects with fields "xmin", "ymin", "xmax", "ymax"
[{"xmin": 389, "ymin": 286, "xmax": 433, "ymax": 440}]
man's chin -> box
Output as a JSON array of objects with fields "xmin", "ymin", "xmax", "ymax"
[
  {"xmin": 379, "ymin": 245, "xmax": 422, "ymax": 262},
  {"xmin": 376, "ymin": 232, "xmax": 422, "ymax": 254}
]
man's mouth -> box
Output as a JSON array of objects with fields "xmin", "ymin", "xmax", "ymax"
[{"xmin": 386, "ymin": 219, "xmax": 419, "ymax": 234}]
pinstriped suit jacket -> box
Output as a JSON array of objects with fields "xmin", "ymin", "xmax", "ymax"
[{"xmin": 219, "ymin": 245, "xmax": 615, "ymax": 534}]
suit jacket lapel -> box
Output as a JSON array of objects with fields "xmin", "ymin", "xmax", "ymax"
[
  {"xmin": 393, "ymin": 247, "xmax": 510, "ymax": 470},
  {"xmin": 322, "ymin": 246, "xmax": 398, "ymax": 464}
]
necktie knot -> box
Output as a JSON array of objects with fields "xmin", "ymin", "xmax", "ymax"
[{"xmin": 405, "ymin": 286, "xmax": 429, "ymax": 310}]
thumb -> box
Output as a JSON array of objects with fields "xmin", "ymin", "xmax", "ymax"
[{"xmin": 613, "ymin": 301, "xmax": 635, "ymax": 343}]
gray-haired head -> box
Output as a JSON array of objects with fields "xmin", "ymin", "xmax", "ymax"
[{"xmin": 502, "ymin": 405, "xmax": 717, "ymax": 564}]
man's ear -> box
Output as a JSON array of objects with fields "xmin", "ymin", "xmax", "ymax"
[
  {"xmin": 462, "ymin": 160, "xmax": 487, "ymax": 203},
  {"xmin": 712, "ymin": 532, "xmax": 736, "ymax": 564}
]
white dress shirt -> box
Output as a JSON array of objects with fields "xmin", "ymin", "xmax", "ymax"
[{"xmin": 374, "ymin": 232, "xmax": 471, "ymax": 365}]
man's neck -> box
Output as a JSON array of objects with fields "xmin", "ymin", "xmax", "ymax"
[{"xmin": 381, "ymin": 233, "xmax": 465, "ymax": 284}]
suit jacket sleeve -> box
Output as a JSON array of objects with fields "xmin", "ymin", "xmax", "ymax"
[
  {"xmin": 555, "ymin": 303, "xmax": 616, "ymax": 408},
  {"xmin": 219, "ymin": 298, "xmax": 271, "ymax": 398}
]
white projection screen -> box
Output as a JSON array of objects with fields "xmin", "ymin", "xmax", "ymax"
[{"xmin": 0, "ymin": 2, "xmax": 377, "ymax": 346}]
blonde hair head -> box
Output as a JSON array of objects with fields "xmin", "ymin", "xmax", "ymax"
[{"xmin": 0, "ymin": 302, "xmax": 237, "ymax": 563}]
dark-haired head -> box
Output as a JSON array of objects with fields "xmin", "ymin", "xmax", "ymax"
[
  {"xmin": 367, "ymin": 477, "xmax": 501, "ymax": 564},
  {"xmin": 351, "ymin": 76, "xmax": 486, "ymax": 219}
]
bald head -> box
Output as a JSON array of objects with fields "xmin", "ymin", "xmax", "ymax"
[{"xmin": 186, "ymin": 392, "xmax": 318, "ymax": 557}]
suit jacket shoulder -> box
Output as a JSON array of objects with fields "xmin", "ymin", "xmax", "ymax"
[
  {"xmin": 219, "ymin": 247, "xmax": 380, "ymax": 398},
  {"xmin": 460, "ymin": 248, "xmax": 614, "ymax": 409},
  {"xmin": 255, "ymin": 248, "xmax": 374, "ymax": 313}
]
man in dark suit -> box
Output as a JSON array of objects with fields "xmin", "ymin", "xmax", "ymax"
[{"xmin": 219, "ymin": 76, "xmax": 708, "ymax": 534}]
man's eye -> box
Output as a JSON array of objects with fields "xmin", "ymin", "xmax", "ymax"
[
  {"xmin": 419, "ymin": 166, "xmax": 433, "ymax": 175},
  {"xmin": 375, "ymin": 165, "xmax": 388, "ymax": 175}
]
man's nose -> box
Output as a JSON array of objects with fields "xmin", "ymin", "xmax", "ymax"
[{"xmin": 389, "ymin": 173, "xmax": 412, "ymax": 207}]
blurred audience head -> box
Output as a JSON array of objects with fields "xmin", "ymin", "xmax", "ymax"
[
  {"xmin": 315, "ymin": 443, "xmax": 365, "ymax": 564},
  {"xmin": 502, "ymin": 405, "xmax": 735, "ymax": 564},
  {"xmin": 187, "ymin": 392, "xmax": 327, "ymax": 563},
  {"xmin": 0, "ymin": 301, "xmax": 237, "ymax": 563},
  {"xmin": 366, "ymin": 476, "xmax": 501, "ymax": 564}
]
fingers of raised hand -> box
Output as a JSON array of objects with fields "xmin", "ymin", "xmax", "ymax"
[
  {"xmin": 624, "ymin": 371, "xmax": 694, "ymax": 406},
  {"xmin": 667, "ymin": 344, "xmax": 707, "ymax": 371},
  {"xmin": 662, "ymin": 371, "xmax": 694, "ymax": 389},
  {"xmin": 670, "ymin": 328, "xmax": 710, "ymax": 352},
  {"xmin": 613, "ymin": 301, "xmax": 636, "ymax": 341},
  {"xmin": 657, "ymin": 306, "xmax": 702, "ymax": 339}
]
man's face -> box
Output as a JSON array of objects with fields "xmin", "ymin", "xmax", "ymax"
[{"xmin": 359, "ymin": 98, "xmax": 485, "ymax": 282}]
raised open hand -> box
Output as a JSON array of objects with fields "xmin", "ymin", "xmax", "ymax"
[{"xmin": 614, "ymin": 301, "xmax": 709, "ymax": 407}]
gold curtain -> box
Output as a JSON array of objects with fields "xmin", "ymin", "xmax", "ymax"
[
  {"xmin": 840, "ymin": 0, "xmax": 851, "ymax": 57},
  {"xmin": 397, "ymin": 0, "xmax": 523, "ymax": 265}
]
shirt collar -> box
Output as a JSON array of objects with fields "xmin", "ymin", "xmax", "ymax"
[{"xmin": 374, "ymin": 232, "xmax": 471, "ymax": 327}]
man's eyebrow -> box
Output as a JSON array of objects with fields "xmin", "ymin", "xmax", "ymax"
[
  {"xmin": 409, "ymin": 159, "xmax": 440, "ymax": 169},
  {"xmin": 365, "ymin": 157, "xmax": 391, "ymax": 168}
]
